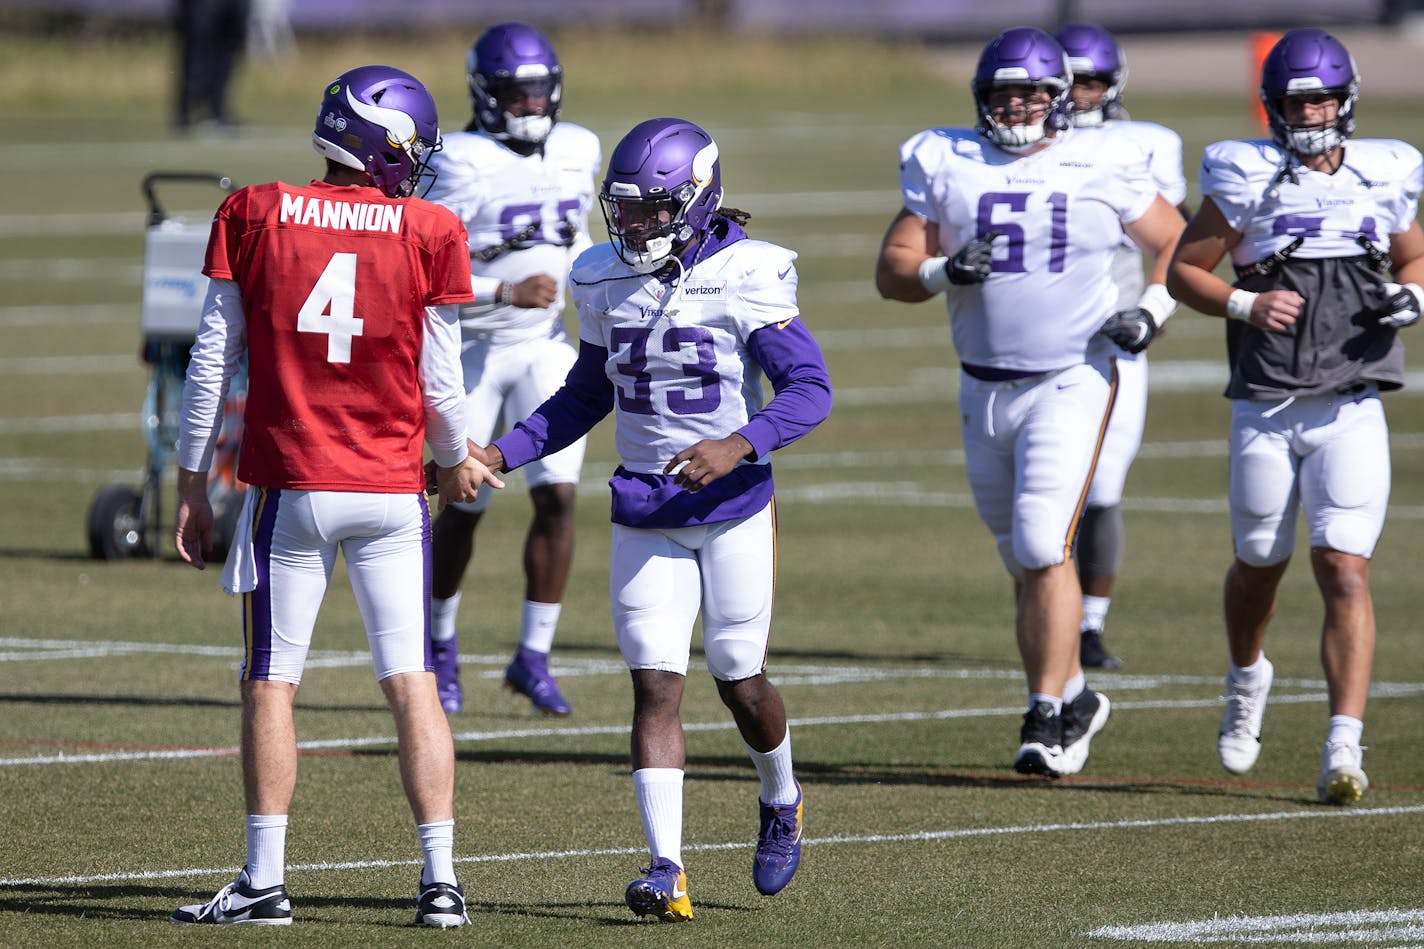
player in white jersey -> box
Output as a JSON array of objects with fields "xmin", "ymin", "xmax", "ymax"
[
  {"xmin": 1167, "ymin": 29, "xmax": 1424, "ymax": 804},
  {"xmin": 421, "ymin": 22, "xmax": 602, "ymax": 716},
  {"xmin": 1056, "ymin": 22, "xmax": 1192, "ymax": 671},
  {"xmin": 479, "ymin": 118, "xmax": 832, "ymax": 921},
  {"xmin": 875, "ymin": 27, "xmax": 1185, "ymax": 778}
]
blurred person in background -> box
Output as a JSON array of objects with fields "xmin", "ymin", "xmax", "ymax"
[
  {"xmin": 246, "ymin": 0, "xmax": 294, "ymax": 61},
  {"xmin": 479, "ymin": 117, "xmax": 832, "ymax": 921},
  {"xmin": 174, "ymin": 0, "xmax": 250, "ymax": 131},
  {"xmin": 1055, "ymin": 21, "xmax": 1191, "ymax": 671},
  {"xmin": 875, "ymin": 27, "xmax": 1184, "ymax": 779},
  {"xmin": 1167, "ymin": 28, "xmax": 1424, "ymax": 805},
  {"xmin": 168, "ymin": 65, "xmax": 502, "ymax": 927},
  {"xmin": 422, "ymin": 22, "xmax": 602, "ymax": 716}
]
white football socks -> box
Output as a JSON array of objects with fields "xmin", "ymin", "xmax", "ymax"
[
  {"xmin": 245, "ymin": 814, "xmax": 288, "ymax": 889},
  {"xmin": 1081, "ymin": 595, "xmax": 1110, "ymax": 633},
  {"xmin": 519, "ymin": 600, "xmax": 561, "ymax": 655},
  {"xmin": 431, "ymin": 592, "xmax": 461, "ymax": 643},
  {"xmin": 633, "ymin": 768, "xmax": 684, "ymax": 868},
  {"xmin": 418, "ymin": 819, "xmax": 456, "ymax": 887},
  {"xmin": 745, "ymin": 728, "xmax": 798, "ymax": 805}
]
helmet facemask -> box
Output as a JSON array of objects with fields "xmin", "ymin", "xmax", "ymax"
[
  {"xmin": 1065, "ymin": 71, "xmax": 1125, "ymax": 127},
  {"xmin": 601, "ymin": 189, "xmax": 685, "ymax": 274},
  {"xmin": 1057, "ymin": 23, "xmax": 1127, "ymax": 128},
  {"xmin": 1263, "ymin": 85, "xmax": 1357, "ymax": 157},
  {"xmin": 471, "ymin": 71, "xmax": 561, "ymax": 145},
  {"xmin": 976, "ymin": 79, "xmax": 1070, "ymax": 152}
]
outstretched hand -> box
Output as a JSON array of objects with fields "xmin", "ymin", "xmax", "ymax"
[
  {"xmin": 664, "ymin": 434, "xmax": 754, "ymax": 494},
  {"xmin": 511, "ymin": 274, "xmax": 559, "ymax": 309},
  {"xmin": 436, "ymin": 452, "xmax": 505, "ymax": 509}
]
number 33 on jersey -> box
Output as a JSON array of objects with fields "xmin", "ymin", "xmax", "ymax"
[{"xmin": 569, "ymin": 237, "xmax": 800, "ymax": 475}]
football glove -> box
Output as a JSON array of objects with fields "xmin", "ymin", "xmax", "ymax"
[
  {"xmin": 947, "ymin": 230, "xmax": 1002, "ymax": 285},
  {"xmin": 1098, "ymin": 308, "xmax": 1157, "ymax": 354},
  {"xmin": 1375, "ymin": 282, "xmax": 1424, "ymax": 329}
]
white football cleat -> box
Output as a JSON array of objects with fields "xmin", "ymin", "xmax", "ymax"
[
  {"xmin": 1318, "ymin": 741, "xmax": 1368, "ymax": 805},
  {"xmin": 1218, "ymin": 657, "xmax": 1273, "ymax": 775}
]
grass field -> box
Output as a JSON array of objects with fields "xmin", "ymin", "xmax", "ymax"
[{"xmin": 3, "ymin": 26, "xmax": 1424, "ymax": 947}]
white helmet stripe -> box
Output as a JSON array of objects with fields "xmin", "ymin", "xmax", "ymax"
[{"xmin": 345, "ymin": 87, "xmax": 416, "ymax": 149}]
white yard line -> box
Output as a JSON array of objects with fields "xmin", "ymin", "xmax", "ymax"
[
  {"xmin": 2, "ymin": 633, "xmax": 1421, "ymax": 768},
  {"xmin": 1, "ymin": 803, "xmax": 1420, "ymax": 890}
]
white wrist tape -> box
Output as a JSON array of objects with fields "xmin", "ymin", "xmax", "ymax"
[
  {"xmin": 1226, "ymin": 289, "xmax": 1258, "ymax": 322},
  {"xmin": 918, "ymin": 256, "xmax": 952, "ymax": 294},
  {"xmin": 470, "ymin": 274, "xmax": 501, "ymax": 306},
  {"xmin": 1136, "ymin": 283, "xmax": 1176, "ymax": 329}
]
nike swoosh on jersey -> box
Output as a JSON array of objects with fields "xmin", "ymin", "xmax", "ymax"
[{"xmin": 778, "ymin": 264, "xmax": 793, "ymax": 280}]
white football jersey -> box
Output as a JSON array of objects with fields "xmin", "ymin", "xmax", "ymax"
[
  {"xmin": 899, "ymin": 126, "xmax": 1157, "ymax": 372},
  {"xmin": 424, "ymin": 123, "xmax": 601, "ymax": 342},
  {"xmin": 1080, "ymin": 120, "xmax": 1187, "ymax": 299},
  {"xmin": 570, "ymin": 239, "xmax": 798, "ymax": 474},
  {"xmin": 1202, "ymin": 137, "xmax": 1423, "ymax": 267}
]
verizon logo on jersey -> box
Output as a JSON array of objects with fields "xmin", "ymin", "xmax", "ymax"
[{"xmin": 280, "ymin": 193, "xmax": 404, "ymax": 234}]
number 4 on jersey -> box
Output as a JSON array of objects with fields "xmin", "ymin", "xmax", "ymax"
[{"xmin": 297, "ymin": 252, "xmax": 365, "ymax": 363}]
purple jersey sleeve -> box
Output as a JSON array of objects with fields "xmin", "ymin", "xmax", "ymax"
[
  {"xmin": 494, "ymin": 340, "xmax": 613, "ymax": 470},
  {"xmin": 736, "ymin": 317, "xmax": 833, "ymax": 460}
]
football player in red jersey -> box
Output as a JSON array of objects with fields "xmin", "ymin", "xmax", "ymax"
[{"xmin": 169, "ymin": 65, "xmax": 502, "ymax": 929}]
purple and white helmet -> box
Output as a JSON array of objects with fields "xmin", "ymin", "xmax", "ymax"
[
  {"xmin": 312, "ymin": 65, "xmax": 441, "ymax": 198},
  {"xmin": 600, "ymin": 118, "xmax": 723, "ymax": 274},
  {"xmin": 1260, "ymin": 28, "xmax": 1359, "ymax": 157},
  {"xmin": 972, "ymin": 27, "xmax": 1073, "ymax": 151},
  {"xmin": 1055, "ymin": 22, "xmax": 1127, "ymax": 127},
  {"xmin": 467, "ymin": 22, "xmax": 562, "ymax": 145}
]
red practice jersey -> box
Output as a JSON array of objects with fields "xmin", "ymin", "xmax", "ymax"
[{"xmin": 205, "ymin": 179, "xmax": 473, "ymax": 492}]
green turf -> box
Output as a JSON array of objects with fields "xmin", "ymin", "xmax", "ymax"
[{"xmin": 2, "ymin": 27, "xmax": 1423, "ymax": 947}]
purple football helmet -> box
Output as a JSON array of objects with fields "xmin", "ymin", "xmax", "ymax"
[
  {"xmin": 467, "ymin": 22, "xmax": 562, "ymax": 145},
  {"xmin": 1055, "ymin": 22, "xmax": 1127, "ymax": 127},
  {"xmin": 1259, "ymin": 28, "xmax": 1359, "ymax": 157},
  {"xmin": 312, "ymin": 65, "xmax": 441, "ymax": 198},
  {"xmin": 972, "ymin": 27, "xmax": 1073, "ymax": 151},
  {"xmin": 600, "ymin": 118, "xmax": 723, "ymax": 274}
]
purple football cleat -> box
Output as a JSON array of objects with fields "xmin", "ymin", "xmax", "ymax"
[
  {"xmin": 753, "ymin": 782, "xmax": 803, "ymax": 896},
  {"xmin": 625, "ymin": 858, "xmax": 692, "ymax": 922},
  {"xmin": 504, "ymin": 647, "xmax": 571, "ymax": 716},
  {"xmin": 431, "ymin": 635, "xmax": 462, "ymax": 714}
]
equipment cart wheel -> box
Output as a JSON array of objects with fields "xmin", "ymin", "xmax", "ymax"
[{"xmin": 87, "ymin": 484, "xmax": 149, "ymax": 560}]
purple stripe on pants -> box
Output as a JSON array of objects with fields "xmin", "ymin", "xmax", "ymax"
[
  {"xmin": 241, "ymin": 486, "xmax": 281, "ymax": 681},
  {"xmin": 421, "ymin": 494, "xmax": 434, "ymax": 673}
]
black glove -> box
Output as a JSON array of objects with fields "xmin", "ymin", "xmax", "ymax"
[
  {"xmin": 947, "ymin": 230, "xmax": 1002, "ymax": 285},
  {"xmin": 1375, "ymin": 282, "xmax": 1423, "ymax": 329},
  {"xmin": 1098, "ymin": 308, "xmax": 1157, "ymax": 354}
]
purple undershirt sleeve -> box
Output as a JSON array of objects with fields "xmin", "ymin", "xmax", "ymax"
[
  {"xmin": 493, "ymin": 340, "xmax": 614, "ymax": 471},
  {"xmin": 736, "ymin": 318, "xmax": 834, "ymax": 460}
]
